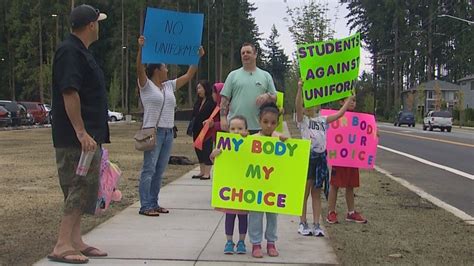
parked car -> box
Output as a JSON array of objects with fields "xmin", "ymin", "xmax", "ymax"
[
  {"xmin": 0, "ymin": 100, "xmax": 21, "ymax": 126},
  {"xmin": 17, "ymin": 103, "xmax": 35, "ymax": 125},
  {"xmin": 0, "ymin": 106, "xmax": 12, "ymax": 127},
  {"xmin": 394, "ymin": 111, "xmax": 415, "ymax": 127},
  {"xmin": 44, "ymin": 104, "xmax": 52, "ymax": 124},
  {"xmin": 423, "ymin": 111, "xmax": 452, "ymax": 132},
  {"xmin": 108, "ymin": 110, "xmax": 123, "ymax": 122},
  {"xmin": 18, "ymin": 101, "xmax": 48, "ymax": 124}
]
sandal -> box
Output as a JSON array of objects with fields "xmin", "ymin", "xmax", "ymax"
[
  {"xmin": 192, "ymin": 174, "xmax": 203, "ymax": 179},
  {"xmin": 81, "ymin": 246, "xmax": 108, "ymax": 257},
  {"xmin": 139, "ymin": 209, "xmax": 160, "ymax": 216},
  {"xmin": 155, "ymin": 207, "xmax": 169, "ymax": 213},
  {"xmin": 200, "ymin": 176, "xmax": 210, "ymax": 180},
  {"xmin": 47, "ymin": 250, "xmax": 89, "ymax": 264}
]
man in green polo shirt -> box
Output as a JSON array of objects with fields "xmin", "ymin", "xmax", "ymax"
[{"xmin": 220, "ymin": 42, "xmax": 277, "ymax": 133}]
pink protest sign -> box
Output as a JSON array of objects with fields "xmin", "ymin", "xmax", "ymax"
[{"xmin": 320, "ymin": 109, "xmax": 378, "ymax": 169}]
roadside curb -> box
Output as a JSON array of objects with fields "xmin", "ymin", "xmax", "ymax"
[{"xmin": 375, "ymin": 166, "xmax": 474, "ymax": 225}]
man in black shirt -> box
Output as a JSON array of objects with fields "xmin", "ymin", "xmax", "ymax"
[{"xmin": 48, "ymin": 4, "xmax": 109, "ymax": 264}]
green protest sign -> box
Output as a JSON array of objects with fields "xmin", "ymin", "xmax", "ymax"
[{"xmin": 297, "ymin": 33, "xmax": 360, "ymax": 108}]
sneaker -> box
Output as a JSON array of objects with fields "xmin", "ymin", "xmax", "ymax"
[
  {"xmin": 267, "ymin": 242, "xmax": 279, "ymax": 257},
  {"xmin": 252, "ymin": 244, "xmax": 263, "ymax": 258},
  {"xmin": 297, "ymin": 222, "xmax": 312, "ymax": 236},
  {"xmin": 312, "ymin": 223, "xmax": 325, "ymax": 237},
  {"xmin": 326, "ymin": 211, "xmax": 338, "ymax": 224},
  {"xmin": 236, "ymin": 240, "xmax": 246, "ymax": 254},
  {"xmin": 346, "ymin": 211, "xmax": 367, "ymax": 223},
  {"xmin": 224, "ymin": 240, "xmax": 235, "ymax": 254}
]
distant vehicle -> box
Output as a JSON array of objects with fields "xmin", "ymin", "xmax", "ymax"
[
  {"xmin": 108, "ymin": 110, "xmax": 123, "ymax": 122},
  {"xmin": 394, "ymin": 111, "xmax": 415, "ymax": 127},
  {"xmin": 0, "ymin": 106, "xmax": 12, "ymax": 127},
  {"xmin": 17, "ymin": 103, "xmax": 34, "ymax": 125},
  {"xmin": 18, "ymin": 101, "xmax": 48, "ymax": 124},
  {"xmin": 43, "ymin": 104, "xmax": 52, "ymax": 124},
  {"xmin": 423, "ymin": 111, "xmax": 452, "ymax": 132},
  {"xmin": 0, "ymin": 100, "xmax": 21, "ymax": 126}
]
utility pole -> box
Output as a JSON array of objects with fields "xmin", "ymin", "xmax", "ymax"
[
  {"xmin": 125, "ymin": 26, "xmax": 129, "ymax": 114},
  {"xmin": 373, "ymin": 50, "xmax": 378, "ymax": 115},
  {"xmin": 207, "ymin": 1, "xmax": 210, "ymax": 80},
  {"xmin": 427, "ymin": 3, "xmax": 434, "ymax": 81},
  {"xmin": 121, "ymin": 0, "xmax": 124, "ymax": 109},
  {"xmin": 393, "ymin": 10, "xmax": 400, "ymax": 110},
  {"xmin": 39, "ymin": 3, "xmax": 44, "ymax": 103},
  {"xmin": 187, "ymin": 4, "xmax": 193, "ymax": 108}
]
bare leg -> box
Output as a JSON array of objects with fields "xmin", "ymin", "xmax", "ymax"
[
  {"xmin": 300, "ymin": 180, "xmax": 312, "ymax": 223},
  {"xmin": 346, "ymin": 187, "xmax": 355, "ymax": 212},
  {"xmin": 72, "ymin": 216, "xmax": 107, "ymax": 256},
  {"xmin": 311, "ymin": 187, "xmax": 322, "ymax": 224},
  {"xmin": 203, "ymin": 164, "xmax": 212, "ymax": 177},
  {"xmin": 327, "ymin": 185, "xmax": 338, "ymax": 212},
  {"xmin": 51, "ymin": 209, "xmax": 88, "ymax": 262},
  {"xmin": 199, "ymin": 163, "xmax": 205, "ymax": 175}
]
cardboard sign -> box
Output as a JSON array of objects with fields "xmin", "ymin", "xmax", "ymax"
[
  {"xmin": 276, "ymin": 91, "xmax": 284, "ymax": 133},
  {"xmin": 297, "ymin": 33, "xmax": 361, "ymax": 107},
  {"xmin": 320, "ymin": 109, "xmax": 378, "ymax": 169},
  {"xmin": 212, "ymin": 133, "xmax": 310, "ymax": 215},
  {"xmin": 142, "ymin": 7, "xmax": 204, "ymax": 65}
]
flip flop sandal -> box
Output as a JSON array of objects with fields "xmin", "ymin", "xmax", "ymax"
[
  {"xmin": 139, "ymin": 209, "xmax": 160, "ymax": 216},
  {"xmin": 192, "ymin": 175, "xmax": 203, "ymax": 179},
  {"xmin": 81, "ymin": 246, "xmax": 108, "ymax": 257},
  {"xmin": 155, "ymin": 207, "xmax": 169, "ymax": 213},
  {"xmin": 47, "ymin": 250, "xmax": 89, "ymax": 264},
  {"xmin": 200, "ymin": 176, "xmax": 211, "ymax": 180}
]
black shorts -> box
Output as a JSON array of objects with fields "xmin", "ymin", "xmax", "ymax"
[{"xmin": 195, "ymin": 138, "xmax": 213, "ymax": 165}]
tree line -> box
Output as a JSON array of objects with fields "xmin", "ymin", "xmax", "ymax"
[
  {"xmin": 342, "ymin": 0, "xmax": 473, "ymax": 118},
  {"xmin": 0, "ymin": 0, "xmax": 290, "ymax": 114}
]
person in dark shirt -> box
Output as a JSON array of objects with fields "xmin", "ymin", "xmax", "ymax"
[
  {"xmin": 48, "ymin": 4, "xmax": 109, "ymax": 264},
  {"xmin": 190, "ymin": 80, "xmax": 216, "ymax": 180}
]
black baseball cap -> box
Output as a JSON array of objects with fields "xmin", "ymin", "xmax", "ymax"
[{"xmin": 70, "ymin": 4, "xmax": 107, "ymax": 29}]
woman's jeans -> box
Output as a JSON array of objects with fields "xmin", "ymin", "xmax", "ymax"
[
  {"xmin": 248, "ymin": 211, "xmax": 278, "ymax": 245},
  {"xmin": 139, "ymin": 127, "xmax": 173, "ymax": 212}
]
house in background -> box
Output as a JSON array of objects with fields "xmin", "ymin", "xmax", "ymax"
[
  {"xmin": 401, "ymin": 80, "xmax": 461, "ymax": 115},
  {"xmin": 458, "ymin": 74, "xmax": 474, "ymax": 109}
]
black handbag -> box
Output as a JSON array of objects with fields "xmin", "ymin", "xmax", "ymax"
[
  {"xmin": 186, "ymin": 118, "xmax": 195, "ymax": 137},
  {"xmin": 173, "ymin": 126, "xmax": 178, "ymax": 138}
]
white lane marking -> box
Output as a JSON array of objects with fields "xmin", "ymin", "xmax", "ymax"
[
  {"xmin": 375, "ymin": 166, "xmax": 474, "ymax": 225},
  {"xmin": 378, "ymin": 145, "xmax": 474, "ymax": 180}
]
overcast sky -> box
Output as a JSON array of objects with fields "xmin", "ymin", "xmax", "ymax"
[{"xmin": 250, "ymin": 0, "xmax": 371, "ymax": 73}]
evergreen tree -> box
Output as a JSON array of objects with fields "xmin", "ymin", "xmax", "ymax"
[{"xmin": 262, "ymin": 24, "xmax": 289, "ymax": 92}]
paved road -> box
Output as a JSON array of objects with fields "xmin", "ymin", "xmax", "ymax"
[{"xmin": 376, "ymin": 123, "xmax": 474, "ymax": 217}]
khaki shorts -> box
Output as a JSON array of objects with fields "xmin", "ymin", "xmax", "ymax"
[{"xmin": 55, "ymin": 147, "xmax": 101, "ymax": 215}]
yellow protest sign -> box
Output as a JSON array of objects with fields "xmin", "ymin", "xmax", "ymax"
[
  {"xmin": 276, "ymin": 91, "xmax": 284, "ymax": 133},
  {"xmin": 212, "ymin": 132, "xmax": 310, "ymax": 216}
]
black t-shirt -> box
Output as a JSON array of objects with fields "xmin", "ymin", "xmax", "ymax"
[{"xmin": 51, "ymin": 34, "xmax": 110, "ymax": 148}]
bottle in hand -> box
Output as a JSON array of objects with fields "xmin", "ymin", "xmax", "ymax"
[{"xmin": 76, "ymin": 150, "xmax": 95, "ymax": 176}]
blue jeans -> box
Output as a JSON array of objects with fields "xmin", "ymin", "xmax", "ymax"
[
  {"xmin": 248, "ymin": 211, "xmax": 278, "ymax": 244},
  {"xmin": 139, "ymin": 127, "xmax": 173, "ymax": 212}
]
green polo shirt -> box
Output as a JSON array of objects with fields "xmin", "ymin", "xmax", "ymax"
[{"xmin": 221, "ymin": 67, "xmax": 277, "ymax": 130}]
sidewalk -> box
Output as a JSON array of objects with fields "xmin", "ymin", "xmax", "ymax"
[{"xmin": 35, "ymin": 123, "xmax": 338, "ymax": 265}]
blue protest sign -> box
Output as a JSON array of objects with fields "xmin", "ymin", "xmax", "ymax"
[{"xmin": 142, "ymin": 7, "xmax": 204, "ymax": 65}]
